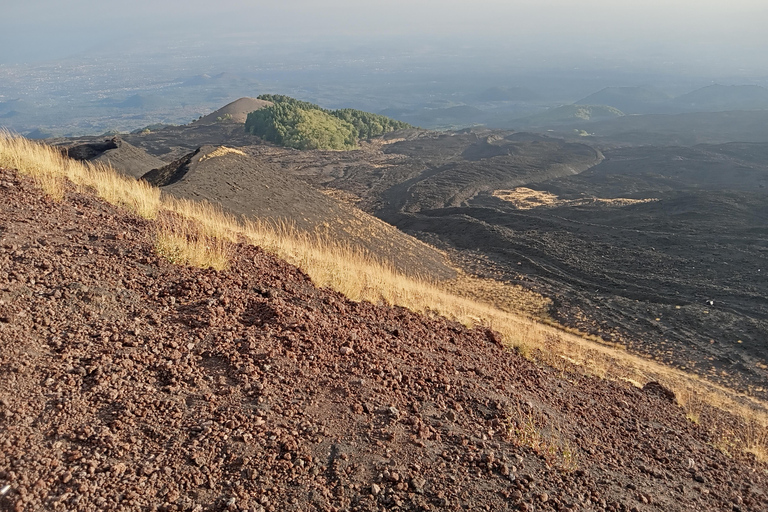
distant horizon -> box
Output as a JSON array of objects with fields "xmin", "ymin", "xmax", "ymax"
[
  {"xmin": 2, "ymin": 1, "xmax": 768, "ymax": 77},
  {"xmin": 3, "ymin": 1, "xmax": 768, "ymax": 137}
]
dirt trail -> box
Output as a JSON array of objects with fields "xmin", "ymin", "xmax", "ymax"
[{"xmin": 1, "ymin": 168, "xmax": 766, "ymax": 511}]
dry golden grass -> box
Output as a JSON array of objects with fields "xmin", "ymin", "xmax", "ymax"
[
  {"xmin": 2, "ymin": 132, "xmax": 767, "ymax": 461},
  {"xmin": 676, "ymin": 388, "xmax": 703, "ymax": 424},
  {"xmin": 155, "ymin": 213, "xmax": 231, "ymax": 271},
  {"xmin": 198, "ymin": 146, "xmax": 247, "ymax": 162},
  {"xmin": 445, "ymin": 272, "xmax": 552, "ymax": 320},
  {"xmin": 0, "ymin": 130, "xmax": 161, "ymax": 217},
  {"xmin": 745, "ymin": 419, "xmax": 768, "ymax": 461},
  {"xmin": 505, "ymin": 406, "xmax": 579, "ymax": 471},
  {"xmin": 73, "ymin": 162, "xmax": 161, "ymax": 219},
  {"xmin": 493, "ymin": 187, "xmax": 656, "ymax": 210}
]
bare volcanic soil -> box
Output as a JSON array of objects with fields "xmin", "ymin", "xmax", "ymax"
[
  {"xmin": 420, "ymin": 143, "xmax": 768, "ymax": 398},
  {"xmin": 1, "ymin": 168, "xmax": 766, "ymax": 512}
]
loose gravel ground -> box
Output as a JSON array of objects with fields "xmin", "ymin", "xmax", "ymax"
[{"xmin": 0, "ymin": 168, "xmax": 766, "ymax": 511}]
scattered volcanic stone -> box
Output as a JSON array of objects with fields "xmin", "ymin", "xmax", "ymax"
[{"xmin": 0, "ymin": 166, "xmax": 765, "ymax": 512}]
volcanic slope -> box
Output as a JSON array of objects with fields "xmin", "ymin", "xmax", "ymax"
[
  {"xmin": 2, "ymin": 167, "xmax": 767, "ymax": 512},
  {"xmin": 141, "ymin": 145, "xmax": 454, "ymax": 279},
  {"xmin": 116, "ymin": 119, "xmax": 330, "ymax": 162},
  {"xmin": 442, "ymin": 143, "xmax": 768, "ymax": 397},
  {"xmin": 246, "ymin": 131, "xmax": 768, "ymax": 397},
  {"xmin": 193, "ymin": 97, "xmax": 273, "ymax": 126},
  {"xmin": 52, "ymin": 137, "xmax": 167, "ymax": 179},
  {"xmin": 49, "ymin": 111, "xmax": 766, "ymax": 396},
  {"xmin": 245, "ymin": 130, "xmax": 604, "ymax": 215},
  {"xmin": 115, "ymin": 124, "xmax": 604, "ymax": 211}
]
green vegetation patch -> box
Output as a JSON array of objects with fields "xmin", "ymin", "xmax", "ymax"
[{"xmin": 245, "ymin": 95, "xmax": 412, "ymax": 151}]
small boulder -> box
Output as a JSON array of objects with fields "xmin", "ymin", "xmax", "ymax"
[{"xmin": 642, "ymin": 381, "xmax": 676, "ymax": 403}]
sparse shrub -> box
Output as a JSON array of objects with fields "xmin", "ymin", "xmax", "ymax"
[{"xmin": 513, "ymin": 342, "xmax": 531, "ymax": 359}]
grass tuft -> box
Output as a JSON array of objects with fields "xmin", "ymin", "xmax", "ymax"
[
  {"xmin": 155, "ymin": 214, "xmax": 230, "ymax": 270},
  {"xmin": 506, "ymin": 407, "xmax": 579, "ymax": 471}
]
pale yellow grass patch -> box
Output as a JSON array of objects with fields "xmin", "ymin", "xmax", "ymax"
[
  {"xmin": 0, "ymin": 130, "xmax": 160, "ymax": 217},
  {"xmin": 155, "ymin": 214, "xmax": 230, "ymax": 271},
  {"xmin": 446, "ymin": 272, "xmax": 551, "ymax": 319},
  {"xmin": 162, "ymin": 195, "xmax": 242, "ymax": 243},
  {"xmin": 198, "ymin": 146, "xmax": 247, "ymax": 163},
  {"xmin": 493, "ymin": 187, "xmax": 656, "ymax": 210},
  {"xmin": 320, "ymin": 188, "xmax": 363, "ymax": 205},
  {"xmin": 505, "ymin": 406, "xmax": 578, "ymax": 470},
  {"xmin": 494, "ymin": 188, "xmax": 561, "ymax": 209},
  {"xmin": 744, "ymin": 419, "xmax": 768, "ymax": 462},
  {"xmin": 74, "ymin": 162, "xmax": 161, "ymax": 218}
]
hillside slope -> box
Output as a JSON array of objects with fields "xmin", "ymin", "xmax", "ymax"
[
  {"xmin": 671, "ymin": 84, "xmax": 768, "ymax": 112},
  {"xmin": 574, "ymin": 87, "xmax": 672, "ymax": 115},
  {"xmin": 193, "ymin": 97, "xmax": 273, "ymax": 126},
  {"xmin": 1, "ymin": 167, "xmax": 766, "ymax": 511},
  {"xmin": 584, "ymin": 110, "xmax": 768, "ymax": 146},
  {"xmin": 52, "ymin": 137, "xmax": 167, "ymax": 179},
  {"xmin": 141, "ymin": 145, "xmax": 455, "ymax": 279}
]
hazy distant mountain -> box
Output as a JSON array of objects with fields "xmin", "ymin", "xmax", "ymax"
[
  {"xmin": 0, "ymin": 99, "xmax": 21, "ymax": 112},
  {"xmin": 670, "ymin": 84, "xmax": 768, "ymax": 112},
  {"xmin": 575, "ymin": 86, "xmax": 671, "ymax": 114},
  {"xmin": 381, "ymin": 105, "xmax": 487, "ymax": 129},
  {"xmin": 476, "ymin": 86, "xmax": 541, "ymax": 102},
  {"xmin": 584, "ymin": 110, "xmax": 768, "ymax": 145},
  {"xmin": 26, "ymin": 128, "xmax": 53, "ymax": 140},
  {"xmin": 118, "ymin": 94, "xmax": 162, "ymax": 109},
  {"xmin": 0, "ymin": 99, "xmax": 30, "ymax": 118},
  {"xmin": 515, "ymin": 104, "xmax": 624, "ymax": 127},
  {"xmin": 179, "ymin": 74, "xmax": 215, "ymax": 87},
  {"xmin": 573, "ymin": 84, "xmax": 768, "ymax": 115}
]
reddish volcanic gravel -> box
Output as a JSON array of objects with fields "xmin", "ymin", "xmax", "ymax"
[{"xmin": 0, "ymin": 167, "xmax": 766, "ymax": 511}]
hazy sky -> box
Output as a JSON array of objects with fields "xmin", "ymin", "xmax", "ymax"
[{"xmin": 2, "ymin": 0, "xmax": 767, "ymax": 75}]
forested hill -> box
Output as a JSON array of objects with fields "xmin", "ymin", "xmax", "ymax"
[{"xmin": 245, "ymin": 94, "xmax": 413, "ymax": 150}]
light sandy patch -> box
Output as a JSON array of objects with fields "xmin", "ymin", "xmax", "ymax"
[
  {"xmin": 320, "ymin": 188, "xmax": 363, "ymax": 205},
  {"xmin": 198, "ymin": 146, "xmax": 247, "ymax": 163},
  {"xmin": 493, "ymin": 187, "xmax": 657, "ymax": 210}
]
